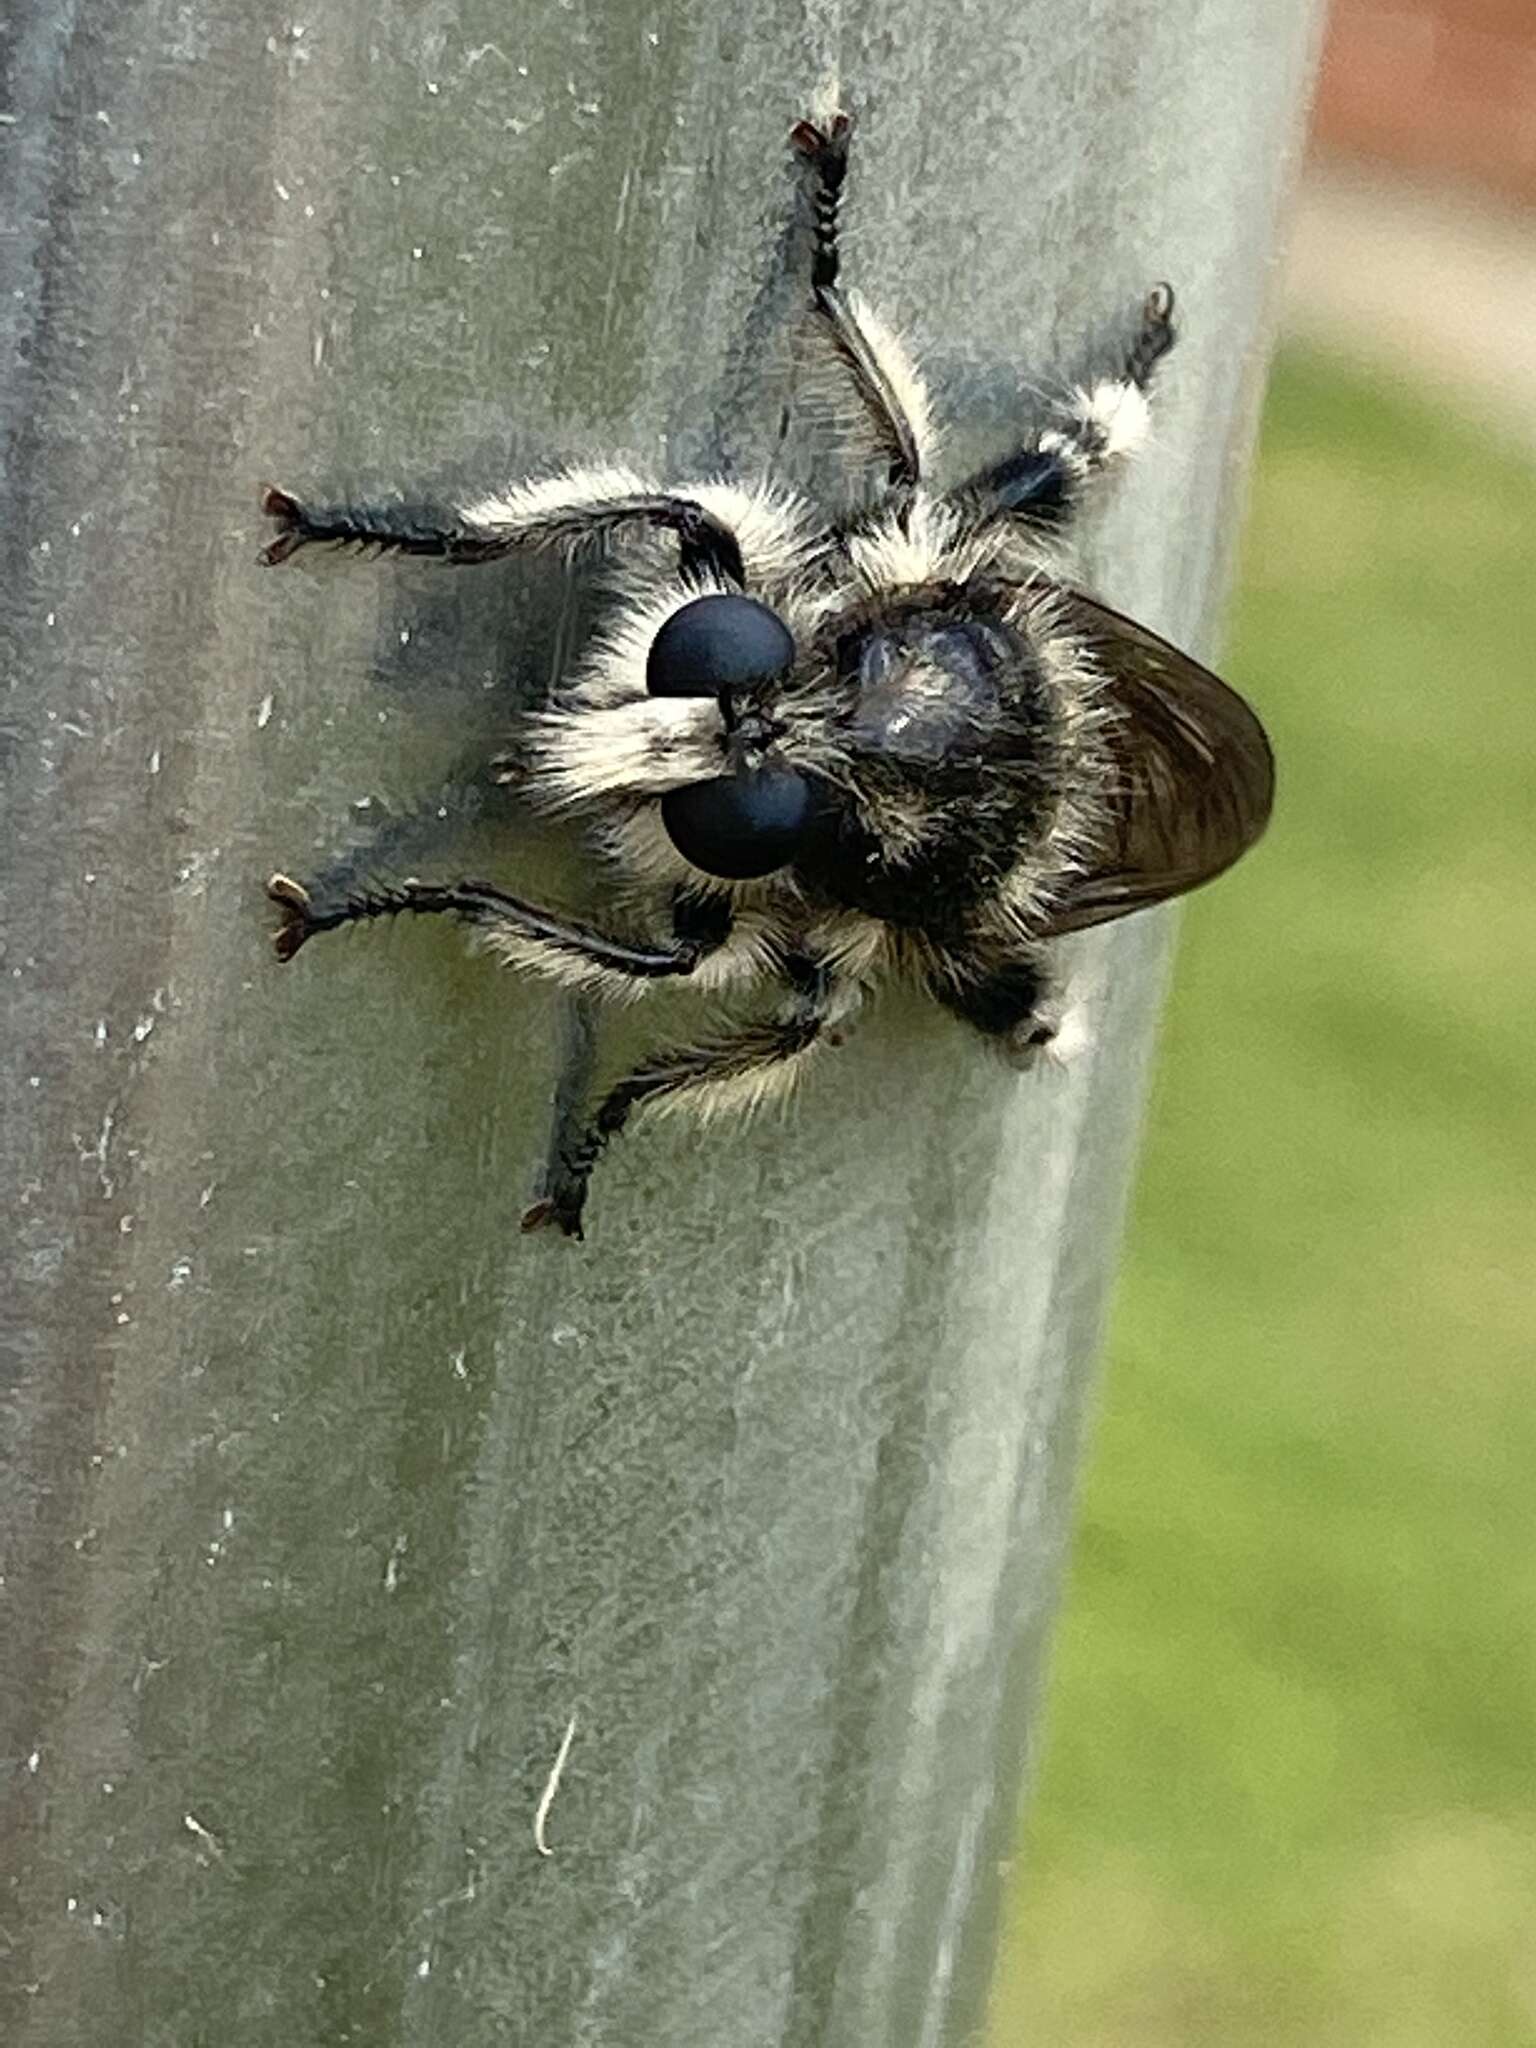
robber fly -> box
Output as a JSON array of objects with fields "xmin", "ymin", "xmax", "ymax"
[{"xmin": 262, "ymin": 104, "xmax": 1273, "ymax": 1236}]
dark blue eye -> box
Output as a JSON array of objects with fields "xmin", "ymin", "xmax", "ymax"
[
  {"xmin": 647, "ymin": 594, "xmax": 796, "ymax": 700},
  {"xmin": 661, "ymin": 767, "xmax": 814, "ymax": 879}
]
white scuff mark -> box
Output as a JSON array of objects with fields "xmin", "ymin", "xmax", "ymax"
[
  {"xmin": 85, "ymin": 1106, "xmax": 116, "ymax": 1195},
  {"xmin": 533, "ymin": 1714, "xmax": 578, "ymax": 1858},
  {"xmin": 416, "ymin": 1956, "xmax": 431, "ymax": 1979},
  {"xmin": 1040, "ymin": 1001, "xmax": 1093, "ymax": 1068},
  {"xmin": 132, "ymin": 1655, "xmax": 168, "ymax": 1695},
  {"xmin": 255, "ymin": 693, "xmax": 274, "ymax": 729},
  {"xmin": 465, "ymin": 42, "xmax": 509, "ymax": 66},
  {"xmin": 183, "ymin": 1812, "xmax": 223, "ymax": 1858},
  {"xmin": 175, "ymin": 848, "xmax": 218, "ymax": 891},
  {"xmin": 384, "ymin": 1535, "xmax": 407, "ymax": 1593},
  {"xmin": 202, "ymin": 1512, "xmax": 232, "ymax": 1567},
  {"xmin": 131, "ymin": 988, "xmax": 169, "ymax": 1042},
  {"xmin": 265, "ymin": 24, "xmax": 311, "ymax": 69},
  {"xmin": 147, "ymin": 747, "xmax": 160, "ymax": 774},
  {"xmin": 27, "ymin": 1749, "xmax": 40, "ymax": 1774}
]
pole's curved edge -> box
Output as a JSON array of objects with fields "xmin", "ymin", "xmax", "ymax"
[{"xmin": 0, "ymin": 5, "xmax": 1321, "ymax": 2042}]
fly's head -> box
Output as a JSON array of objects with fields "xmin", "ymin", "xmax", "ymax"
[
  {"xmin": 642, "ymin": 593, "xmax": 818, "ymax": 881},
  {"xmin": 528, "ymin": 580, "xmax": 1068, "ymax": 919}
]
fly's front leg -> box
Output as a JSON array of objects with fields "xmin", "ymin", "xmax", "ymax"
[
  {"xmin": 266, "ymin": 872, "xmax": 718, "ymax": 998},
  {"xmin": 258, "ymin": 486, "xmax": 507, "ymax": 565},
  {"xmin": 259, "ymin": 471, "xmax": 746, "ymax": 581}
]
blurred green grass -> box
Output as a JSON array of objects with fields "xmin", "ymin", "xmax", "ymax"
[{"xmin": 987, "ymin": 349, "xmax": 1536, "ymax": 2046}]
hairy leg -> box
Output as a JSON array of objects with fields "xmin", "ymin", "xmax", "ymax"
[
  {"xmin": 266, "ymin": 871, "xmax": 725, "ymax": 1000},
  {"xmin": 927, "ymin": 950, "xmax": 1059, "ymax": 1067},
  {"xmin": 526, "ymin": 885, "xmax": 743, "ymax": 1212},
  {"xmin": 788, "ymin": 111, "xmax": 934, "ymax": 494},
  {"xmin": 526, "ymin": 950, "xmax": 848, "ymax": 1237},
  {"xmin": 260, "ymin": 468, "xmax": 748, "ymax": 582},
  {"xmin": 951, "ymin": 284, "xmax": 1177, "ymax": 535}
]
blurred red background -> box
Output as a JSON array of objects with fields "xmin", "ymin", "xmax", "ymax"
[{"xmin": 1315, "ymin": 0, "xmax": 1536, "ymax": 204}]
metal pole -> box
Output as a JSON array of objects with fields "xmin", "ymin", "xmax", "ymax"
[{"xmin": 1, "ymin": 4, "xmax": 1320, "ymax": 2041}]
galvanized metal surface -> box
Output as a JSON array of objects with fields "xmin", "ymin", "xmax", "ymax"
[{"xmin": 1, "ymin": 4, "xmax": 1319, "ymax": 2041}]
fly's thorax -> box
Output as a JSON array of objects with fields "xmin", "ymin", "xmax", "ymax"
[{"xmin": 779, "ymin": 593, "xmax": 1073, "ymax": 931}]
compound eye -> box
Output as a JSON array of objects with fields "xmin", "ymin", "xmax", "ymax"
[
  {"xmin": 661, "ymin": 767, "xmax": 814, "ymax": 880},
  {"xmin": 646, "ymin": 594, "xmax": 796, "ymax": 700}
]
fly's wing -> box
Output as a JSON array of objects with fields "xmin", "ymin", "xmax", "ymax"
[{"xmin": 1040, "ymin": 590, "xmax": 1274, "ymax": 936}]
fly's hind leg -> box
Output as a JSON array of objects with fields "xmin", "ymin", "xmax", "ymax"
[
  {"xmin": 927, "ymin": 950, "xmax": 1062, "ymax": 1068},
  {"xmin": 951, "ymin": 284, "xmax": 1177, "ymax": 537}
]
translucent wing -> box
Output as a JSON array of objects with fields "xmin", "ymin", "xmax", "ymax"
[{"xmin": 1042, "ymin": 590, "xmax": 1274, "ymax": 935}]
